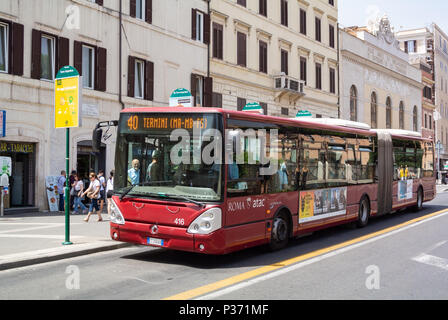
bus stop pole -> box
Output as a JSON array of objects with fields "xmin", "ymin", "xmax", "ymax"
[{"xmin": 63, "ymin": 128, "xmax": 73, "ymax": 245}]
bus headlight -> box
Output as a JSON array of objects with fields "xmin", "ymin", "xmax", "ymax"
[
  {"xmin": 187, "ymin": 208, "xmax": 222, "ymax": 235},
  {"xmin": 110, "ymin": 199, "xmax": 125, "ymax": 225}
]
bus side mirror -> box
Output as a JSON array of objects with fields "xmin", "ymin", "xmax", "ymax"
[{"xmin": 92, "ymin": 127, "xmax": 103, "ymax": 153}]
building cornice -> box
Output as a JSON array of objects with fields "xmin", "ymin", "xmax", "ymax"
[{"xmin": 341, "ymin": 50, "xmax": 424, "ymax": 89}]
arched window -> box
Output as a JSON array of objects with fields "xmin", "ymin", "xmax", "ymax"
[
  {"xmin": 371, "ymin": 92, "xmax": 377, "ymax": 128},
  {"xmin": 399, "ymin": 101, "xmax": 405, "ymax": 130},
  {"xmin": 386, "ymin": 97, "xmax": 392, "ymax": 129},
  {"xmin": 350, "ymin": 85, "xmax": 358, "ymax": 122},
  {"xmin": 413, "ymin": 106, "xmax": 418, "ymax": 131}
]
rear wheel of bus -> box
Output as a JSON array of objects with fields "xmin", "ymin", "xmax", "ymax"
[
  {"xmin": 412, "ymin": 187, "xmax": 424, "ymax": 212},
  {"xmin": 356, "ymin": 196, "xmax": 370, "ymax": 228}
]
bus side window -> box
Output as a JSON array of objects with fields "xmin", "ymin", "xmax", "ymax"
[
  {"xmin": 357, "ymin": 136, "xmax": 375, "ymax": 184},
  {"xmin": 299, "ymin": 134, "xmax": 326, "ymax": 190},
  {"xmin": 266, "ymin": 135, "xmax": 298, "ymax": 193}
]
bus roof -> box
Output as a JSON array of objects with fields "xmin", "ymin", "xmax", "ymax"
[{"xmin": 120, "ymin": 107, "xmax": 431, "ymax": 141}]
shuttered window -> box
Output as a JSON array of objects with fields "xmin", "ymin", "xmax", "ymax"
[
  {"xmin": 300, "ymin": 57, "xmax": 307, "ymax": 85},
  {"xmin": 237, "ymin": 32, "xmax": 247, "ymax": 67},
  {"xmin": 128, "ymin": 56, "xmax": 154, "ymax": 101},
  {"xmin": 329, "ymin": 67, "xmax": 336, "ymax": 94},
  {"xmin": 192, "ymin": 9, "xmax": 210, "ymax": 44},
  {"xmin": 134, "ymin": 59, "xmax": 144, "ymax": 99},
  {"xmin": 32, "ymin": 30, "xmax": 69, "ymax": 81},
  {"xmin": 0, "ymin": 23, "xmax": 8, "ymax": 73},
  {"xmin": 74, "ymin": 41, "xmax": 107, "ymax": 91},
  {"xmin": 329, "ymin": 24, "xmax": 335, "ymax": 48},
  {"xmin": 315, "ymin": 63, "xmax": 322, "ymax": 90},
  {"xmin": 190, "ymin": 74, "xmax": 213, "ymax": 107},
  {"xmin": 212, "ymin": 23, "xmax": 223, "ymax": 60},
  {"xmin": 259, "ymin": 0, "xmax": 267, "ymax": 17},
  {"xmin": 281, "ymin": 0, "xmax": 288, "ymax": 27},
  {"xmin": 82, "ymin": 45, "xmax": 95, "ymax": 89},
  {"xmin": 237, "ymin": 97, "xmax": 246, "ymax": 111},
  {"xmin": 281, "ymin": 49, "xmax": 288, "ymax": 75},
  {"xmin": 40, "ymin": 35, "xmax": 55, "ymax": 81},
  {"xmin": 315, "ymin": 17, "xmax": 321, "ymax": 42},
  {"xmin": 300, "ymin": 9, "xmax": 307, "ymax": 35},
  {"xmin": 259, "ymin": 40, "xmax": 268, "ymax": 74},
  {"xmin": 130, "ymin": 0, "xmax": 152, "ymax": 24}
]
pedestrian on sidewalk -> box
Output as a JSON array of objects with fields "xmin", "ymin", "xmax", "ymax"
[
  {"xmin": 106, "ymin": 170, "xmax": 114, "ymax": 215},
  {"xmin": 81, "ymin": 172, "xmax": 102, "ymax": 222},
  {"xmin": 72, "ymin": 173, "xmax": 87, "ymax": 214},
  {"xmin": 98, "ymin": 170, "xmax": 106, "ymax": 213},
  {"xmin": 69, "ymin": 170, "xmax": 77, "ymax": 210},
  {"xmin": 57, "ymin": 170, "xmax": 66, "ymax": 212}
]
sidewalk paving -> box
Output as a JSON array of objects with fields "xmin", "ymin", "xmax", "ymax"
[{"xmin": 0, "ymin": 211, "xmax": 134, "ymax": 271}]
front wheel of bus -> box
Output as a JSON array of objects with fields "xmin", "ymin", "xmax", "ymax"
[
  {"xmin": 269, "ymin": 212, "xmax": 290, "ymax": 251},
  {"xmin": 356, "ymin": 196, "xmax": 370, "ymax": 228}
]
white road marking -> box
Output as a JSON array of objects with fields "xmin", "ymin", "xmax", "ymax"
[
  {"xmin": 0, "ymin": 224, "xmax": 82, "ymax": 234},
  {"xmin": 412, "ymin": 254, "xmax": 448, "ymax": 271},
  {"xmin": 0, "ymin": 234, "xmax": 85, "ymax": 239},
  {"xmin": 195, "ymin": 210, "xmax": 448, "ymax": 300}
]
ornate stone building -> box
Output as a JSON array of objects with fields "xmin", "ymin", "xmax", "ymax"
[
  {"xmin": 209, "ymin": 0, "xmax": 339, "ymax": 118},
  {"xmin": 340, "ymin": 16, "xmax": 422, "ymax": 132}
]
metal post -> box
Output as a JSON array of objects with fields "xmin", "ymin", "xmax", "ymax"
[
  {"xmin": 63, "ymin": 128, "xmax": 73, "ymax": 245},
  {"xmin": 1, "ymin": 187, "xmax": 3, "ymax": 217}
]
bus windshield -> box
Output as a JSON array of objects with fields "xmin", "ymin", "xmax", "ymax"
[{"xmin": 115, "ymin": 113, "xmax": 223, "ymax": 202}]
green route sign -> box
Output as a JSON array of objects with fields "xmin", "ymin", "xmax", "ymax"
[
  {"xmin": 296, "ymin": 110, "xmax": 312, "ymax": 117},
  {"xmin": 169, "ymin": 88, "xmax": 193, "ymax": 107},
  {"xmin": 242, "ymin": 102, "xmax": 264, "ymax": 114}
]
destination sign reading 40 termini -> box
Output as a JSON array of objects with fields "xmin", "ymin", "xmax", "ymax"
[{"xmin": 123, "ymin": 114, "xmax": 210, "ymax": 132}]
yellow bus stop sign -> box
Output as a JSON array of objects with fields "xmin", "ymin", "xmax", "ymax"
[{"xmin": 55, "ymin": 66, "xmax": 81, "ymax": 128}]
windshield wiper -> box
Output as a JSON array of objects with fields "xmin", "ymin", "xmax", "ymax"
[
  {"xmin": 119, "ymin": 182, "xmax": 155, "ymax": 200},
  {"xmin": 164, "ymin": 194, "xmax": 205, "ymax": 208}
]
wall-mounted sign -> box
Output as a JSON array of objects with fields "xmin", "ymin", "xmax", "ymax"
[
  {"xmin": 169, "ymin": 88, "xmax": 193, "ymax": 107},
  {"xmin": 55, "ymin": 66, "xmax": 81, "ymax": 128},
  {"xmin": 243, "ymin": 102, "xmax": 264, "ymax": 114},
  {"xmin": 0, "ymin": 142, "xmax": 34, "ymax": 154},
  {"xmin": 0, "ymin": 157, "xmax": 11, "ymax": 176},
  {"xmin": 296, "ymin": 110, "xmax": 312, "ymax": 118},
  {"xmin": 0, "ymin": 111, "xmax": 5, "ymax": 137}
]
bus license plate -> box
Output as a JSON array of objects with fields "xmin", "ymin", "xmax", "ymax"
[{"xmin": 147, "ymin": 237, "xmax": 164, "ymax": 247}]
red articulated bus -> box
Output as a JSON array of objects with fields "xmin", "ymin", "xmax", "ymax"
[{"xmin": 103, "ymin": 107, "xmax": 436, "ymax": 255}]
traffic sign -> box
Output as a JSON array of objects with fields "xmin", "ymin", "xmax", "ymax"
[
  {"xmin": 296, "ymin": 110, "xmax": 312, "ymax": 117},
  {"xmin": 170, "ymin": 88, "xmax": 193, "ymax": 107},
  {"xmin": 55, "ymin": 66, "xmax": 81, "ymax": 129},
  {"xmin": 243, "ymin": 102, "xmax": 264, "ymax": 114}
]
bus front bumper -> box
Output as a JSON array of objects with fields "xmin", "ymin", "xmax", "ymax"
[{"xmin": 110, "ymin": 221, "xmax": 226, "ymax": 255}]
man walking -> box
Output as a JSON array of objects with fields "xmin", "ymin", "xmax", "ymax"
[{"xmin": 57, "ymin": 170, "xmax": 66, "ymax": 212}]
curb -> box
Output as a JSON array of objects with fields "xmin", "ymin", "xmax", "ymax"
[{"xmin": 0, "ymin": 241, "xmax": 134, "ymax": 271}]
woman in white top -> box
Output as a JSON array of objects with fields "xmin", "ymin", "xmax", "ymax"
[
  {"xmin": 81, "ymin": 172, "xmax": 102, "ymax": 222},
  {"xmin": 106, "ymin": 170, "xmax": 114, "ymax": 216}
]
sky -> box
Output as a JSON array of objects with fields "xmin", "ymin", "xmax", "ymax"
[{"xmin": 339, "ymin": 0, "xmax": 448, "ymax": 33}]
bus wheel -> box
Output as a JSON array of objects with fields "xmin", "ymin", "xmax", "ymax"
[
  {"xmin": 269, "ymin": 212, "xmax": 289, "ymax": 251},
  {"xmin": 356, "ymin": 196, "xmax": 370, "ymax": 228},
  {"xmin": 413, "ymin": 187, "xmax": 424, "ymax": 212}
]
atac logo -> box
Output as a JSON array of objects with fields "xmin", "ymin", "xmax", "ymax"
[{"xmin": 228, "ymin": 197, "xmax": 265, "ymax": 212}]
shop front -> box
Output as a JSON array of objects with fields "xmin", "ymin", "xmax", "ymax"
[{"xmin": 0, "ymin": 141, "xmax": 36, "ymax": 208}]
